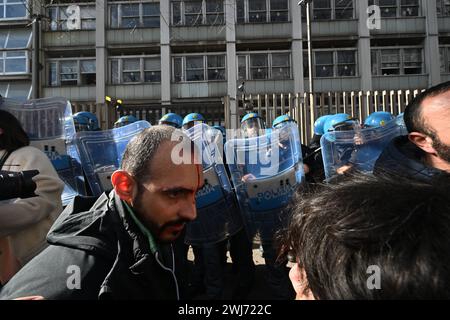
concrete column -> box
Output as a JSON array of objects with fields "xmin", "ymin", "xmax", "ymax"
[
  {"xmin": 357, "ymin": 0, "xmax": 372, "ymax": 91},
  {"xmin": 96, "ymin": 0, "xmax": 108, "ymax": 127},
  {"xmin": 225, "ymin": 0, "xmax": 238, "ymax": 129},
  {"xmin": 160, "ymin": 0, "xmax": 171, "ymax": 108},
  {"xmin": 31, "ymin": 1, "xmax": 43, "ymax": 99},
  {"xmin": 291, "ymin": 0, "xmax": 305, "ymax": 94},
  {"xmin": 422, "ymin": 0, "xmax": 441, "ymax": 87}
]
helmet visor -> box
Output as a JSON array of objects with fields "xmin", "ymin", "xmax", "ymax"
[
  {"xmin": 241, "ymin": 117, "xmax": 264, "ymax": 137},
  {"xmin": 74, "ymin": 123, "xmax": 89, "ymax": 132},
  {"xmin": 183, "ymin": 120, "xmax": 203, "ymax": 130}
]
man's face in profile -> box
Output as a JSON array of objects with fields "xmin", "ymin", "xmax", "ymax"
[
  {"xmin": 421, "ymin": 91, "xmax": 450, "ymax": 164},
  {"xmin": 132, "ymin": 141, "xmax": 204, "ymax": 242}
]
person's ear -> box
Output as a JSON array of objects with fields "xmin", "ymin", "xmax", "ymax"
[
  {"xmin": 408, "ymin": 132, "xmax": 436, "ymax": 155},
  {"xmin": 289, "ymin": 263, "xmax": 315, "ymax": 300},
  {"xmin": 111, "ymin": 170, "xmax": 136, "ymax": 202}
]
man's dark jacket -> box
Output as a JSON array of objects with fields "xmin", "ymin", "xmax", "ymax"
[
  {"xmin": 0, "ymin": 191, "xmax": 179, "ymax": 300},
  {"xmin": 374, "ymin": 135, "xmax": 449, "ymax": 181}
]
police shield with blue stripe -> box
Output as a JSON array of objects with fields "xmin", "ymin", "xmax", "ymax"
[
  {"xmin": 0, "ymin": 97, "xmax": 86, "ymax": 206},
  {"xmin": 68, "ymin": 120, "xmax": 151, "ymax": 196},
  {"xmin": 321, "ymin": 112, "xmax": 402, "ymax": 180},
  {"xmin": 184, "ymin": 123, "xmax": 242, "ymax": 246},
  {"xmin": 225, "ymin": 118, "xmax": 302, "ymax": 299},
  {"xmin": 225, "ymin": 123, "xmax": 303, "ymax": 243}
]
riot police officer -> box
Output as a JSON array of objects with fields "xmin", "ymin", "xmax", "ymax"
[
  {"xmin": 114, "ymin": 115, "xmax": 138, "ymax": 128},
  {"xmin": 73, "ymin": 111, "xmax": 100, "ymax": 132},
  {"xmin": 364, "ymin": 111, "xmax": 395, "ymax": 128},
  {"xmin": 182, "ymin": 113, "xmax": 205, "ymax": 130},
  {"xmin": 159, "ymin": 113, "xmax": 183, "ymax": 129}
]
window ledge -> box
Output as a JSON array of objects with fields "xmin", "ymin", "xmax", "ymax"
[
  {"xmin": 304, "ymin": 76, "xmax": 359, "ymax": 79},
  {"xmin": 45, "ymin": 29, "xmax": 96, "ymax": 32},
  {"xmin": 109, "ymin": 82, "xmax": 161, "ymax": 85},
  {"xmin": 172, "ymin": 80, "xmax": 227, "ymax": 84},
  {"xmin": 236, "ymin": 21, "xmax": 291, "ymax": 25},
  {"xmin": 372, "ymin": 74, "xmax": 427, "ymax": 77},
  {"xmin": 107, "ymin": 26, "xmax": 160, "ymax": 30},
  {"xmin": 242, "ymin": 78, "xmax": 293, "ymax": 81}
]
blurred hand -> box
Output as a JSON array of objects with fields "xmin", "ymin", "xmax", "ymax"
[
  {"xmin": 14, "ymin": 296, "xmax": 44, "ymax": 300},
  {"xmin": 337, "ymin": 164, "xmax": 352, "ymax": 175},
  {"xmin": 241, "ymin": 173, "xmax": 256, "ymax": 182}
]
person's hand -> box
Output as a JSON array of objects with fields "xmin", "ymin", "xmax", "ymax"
[
  {"xmin": 13, "ymin": 296, "xmax": 44, "ymax": 300},
  {"xmin": 241, "ymin": 173, "xmax": 256, "ymax": 182},
  {"xmin": 337, "ymin": 164, "xmax": 352, "ymax": 175},
  {"xmin": 353, "ymin": 135, "xmax": 363, "ymax": 145},
  {"xmin": 278, "ymin": 142, "xmax": 287, "ymax": 151},
  {"xmin": 303, "ymin": 164, "xmax": 310, "ymax": 175}
]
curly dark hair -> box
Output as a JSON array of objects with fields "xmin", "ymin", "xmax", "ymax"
[
  {"xmin": 0, "ymin": 110, "xmax": 30, "ymax": 152},
  {"xmin": 281, "ymin": 173, "xmax": 450, "ymax": 299}
]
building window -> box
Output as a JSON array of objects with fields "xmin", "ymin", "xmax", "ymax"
[
  {"xmin": 248, "ymin": 0, "xmax": 267, "ymax": 23},
  {"xmin": 371, "ymin": 47, "xmax": 423, "ymax": 75},
  {"xmin": 335, "ymin": 0, "xmax": 354, "ymax": 19},
  {"xmin": 207, "ymin": 55, "xmax": 226, "ymax": 80},
  {"xmin": 143, "ymin": 3, "xmax": 160, "ymax": 27},
  {"xmin": 308, "ymin": 50, "xmax": 356, "ymax": 77},
  {"xmin": 236, "ymin": 0, "xmax": 289, "ymax": 23},
  {"xmin": 206, "ymin": 0, "xmax": 225, "ymax": 24},
  {"xmin": 109, "ymin": 2, "xmax": 160, "ymax": 28},
  {"xmin": 238, "ymin": 55, "xmax": 247, "ymax": 80},
  {"xmin": 4, "ymin": 51, "xmax": 27, "ymax": 73},
  {"xmin": 0, "ymin": 0, "xmax": 27, "ymax": 19},
  {"xmin": 80, "ymin": 60, "xmax": 96, "ymax": 85},
  {"xmin": 250, "ymin": 54, "xmax": 269, "ymax": 79},
  {"xmin": 237, "ymin": 51, "xmax": 291, "ymax": 80},
  {"xmin": 122, "ymin": 58, "xmax": 141, "ymax": 83},
  {"xmin": 60, "ymin": 61, "xmax": 78, "ymax": 86},
  {"xmin": 440, "ymin": 47, "xmax": 450, "ymax": 73},
  {"xmin": 305, "ymin": 0, "xmax": 354, "ymax": 20},
  {"xmin": 48, "ymin": 5, "xmax": 96, "ymax": 31},
  {"xmin": 313, "ymin": 0, "xmax": 332, "ymax": 20},
  {"xmin": 337, "ymin": 50, "xmax": 356, "ymax": 76},
  {"xmin": 172, "ymin": 0, "xmax": 224, "ymax": 26},
  {"xmin": 271, "ymin": 53, "xmax": 290, "ymax": 79},
  {"xmin": 368, "ymin": 0, "xmax": 420, "ymax": 17},
  {"xmin": 0, "ymin": 29, "xmax": 31, "ymax": 75},
  {"xmin": 186, "ymin": 56, "xmax": 204, "ymax": 81},
  {"xmin": 108, "ymin": 56, "xmax": 161, "ymax": 84},
  {"xmin": 437, "ymin": 0, "xmax": 450, "ymax": 16},
  {"xmin": 403, "ymin": 48, "xmax": 422, "ymax": 74},
  {"xmin": 0, "ymin": 82, "xmax": 31, "ymax": 99},
  {"xmin": 144, "ymin": 57, "xmax": 161, "ymax": 82},
  {"xmin": 315, "ymin": 51, "xmax": 334, "ymax": 77},
  {"xmin": 172, "ymin": 54, "xmax": 227, "ymax": 82},
  {"xmin": 47, "ymin": 59, "xmax": 96, "ymax": 86}
]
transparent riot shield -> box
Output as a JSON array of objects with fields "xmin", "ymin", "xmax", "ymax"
[
  {"xmin": 0, "ymin": 97, "xmax": 85, "ymax": 206},
  {"xmin": 184, "ymin": 124, "xmax": 243, "ymax": 245},
  {"xmin": 396, "ymin": 113, "xmax": 408, "ymax": 135},
  {"xmin": 68, "ymin": 120, "xmax": 151, "ymax": 196},
  {"xmin": 321, "ymin": 118, "xmax": 402, "ymax": 180},
  {"xmin": 225, "ymin": 124, "xmax": 303, "ymax": 244},
  {"xmin": 272, "ymin": 121, "xmax": 305, "ymax": 182}
]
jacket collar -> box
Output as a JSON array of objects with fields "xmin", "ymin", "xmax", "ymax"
[{"xmin": 108, "ymin": 191, "xmax": 173, "ymax": 270}]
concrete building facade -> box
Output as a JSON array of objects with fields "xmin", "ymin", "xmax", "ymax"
[{"xmin": 1, "ymin": 0, "xmax": 450, "ymax": 127}]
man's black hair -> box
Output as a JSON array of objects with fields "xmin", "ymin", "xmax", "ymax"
[
  {"xmin": 404, "ymin": 80, "xmax": 450, "ymax": 134},
  {"xmin": 282, "ymin": 174, "xmax": 450, "ymax": 299},
  {"xmin": 121, "ymin": 125, "xmax": 195, "ymax": 184},
  {"xmin": 0, "ymin": 109, "xmax": 30, "ymax": 152}
]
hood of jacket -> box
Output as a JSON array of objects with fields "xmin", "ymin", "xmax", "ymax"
[{"xmin": 46, "ymin": 190, "xmax": 179, "ymax": 299}]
